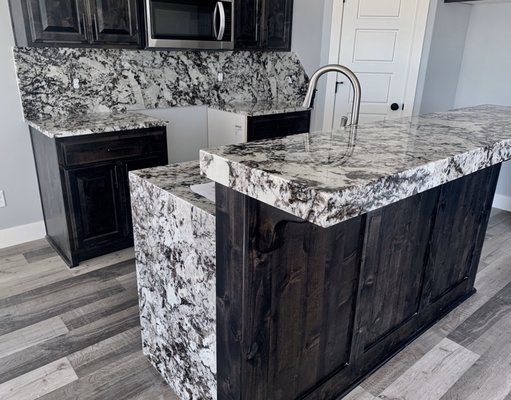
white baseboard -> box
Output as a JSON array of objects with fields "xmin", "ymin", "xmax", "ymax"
[
  {"xmin": 493, "ymin": 194, "xmax": 511, "ymax": 213},
  {"xmin": 0, "ymin": 220, "xmax": 46, "ymax": 249}
]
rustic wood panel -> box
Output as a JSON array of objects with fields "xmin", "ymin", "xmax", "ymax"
[
  {"xmin": 216, "ymin": 184, "xmax": 365, "ymax": 400},
  {"xmin": 423, "ymin": 165, "xmax": 500, "ymax": 305},
  {"xmin": 215, "ymin": 185, "xmax": 247, "ymax": 400},
  {"xmin": 354, "ymin": 188, "xmax": 439, "ymax": 353},
  {"xmin": 216, "ymin": 165, "xmax": 502, "ymax": 400}
]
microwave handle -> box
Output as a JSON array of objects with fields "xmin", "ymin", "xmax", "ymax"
[
  {"xmin": 213, "ymin": 2, "xmax": 219, "ymax": 39},
  {"xmin": 216, "ymin": 2, "xmax": 226, "ymax": 41}
]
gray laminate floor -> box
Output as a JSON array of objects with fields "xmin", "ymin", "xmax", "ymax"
[{"xmin": 0, "ymin": 209, "xmax": 511, "ymax": 400}]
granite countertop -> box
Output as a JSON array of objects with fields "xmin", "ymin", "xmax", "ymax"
[
  {"xmin": 200, "ymin": 105, "xmax": 511, "ymax": 228},
  {"xmin": 209, "ymin": 100, "xmax": 310, "ymax": 116},
  {"xmin": 26, "ymin": 100, "xmax": 308, "ymax": 138},
  {"xmin": 130, "ymin": 161, "xmax": 215, "ymax": 216},
  {"xmin": 26, "ymin": 112, "xmax": 169, "ymax": 138}
]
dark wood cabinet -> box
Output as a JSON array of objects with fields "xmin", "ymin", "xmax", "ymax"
[
  {"xmin": 88, "ymin": 0, "xmax": 141, "ymax": 46},
  {"xmin": 24, "ymin": 0, "xmax": 89, "ymax": 45},
  {"xmin": 30, "ymin": 127, "xmax": 168, "ymax": 267},
  {"xmin": 235, "ymin": 0, "xmax": 261, "ymax": 48},
  {"xmin": 10, "ymin": 0, "xmax": 142, "ymax": 48},
  {"xmin": 65, "ymin": 163, "xmax": 127, "ymax": 255},
  {"xmin": 235, "ymin": 0, "xmax": 293, "ymax": 50},
  {"xmin": 215, "ymin": 164, "xmax": 501, "ymax": 400},
  {"xmin": 263, "ymin": 0, "xmax": 293, "ymax": 49},
  {"xmin": 247, "ymin": 110, "xmax": 311, "ymax": 141}
]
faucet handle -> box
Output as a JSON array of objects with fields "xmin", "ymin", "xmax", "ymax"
[{"xmin": 340, "ymin": 116, "xmax": 348, "ymax": 128}]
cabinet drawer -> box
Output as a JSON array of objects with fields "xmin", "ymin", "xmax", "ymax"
[
  {"xmin": 247, "ymin": 111, "xmax": 311, "ymax": 142},
  {"xmin": 58, "ymin": 128, "xmax": 167, "ymax": 167}
]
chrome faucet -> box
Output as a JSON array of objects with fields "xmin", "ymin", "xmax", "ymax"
[{"xmin": 302, "ymin": 64, "xmax": 362, "ymax": 127}]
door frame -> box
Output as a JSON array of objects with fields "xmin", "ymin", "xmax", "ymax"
[{"xmin": 321, "ymin": 0, "xmax": 433, "ymax": 128}]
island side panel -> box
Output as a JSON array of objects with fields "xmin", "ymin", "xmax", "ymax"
[
  {"xmin": 215, "ymin": 164, "xmax": 501, "ymax": 400},
  {"xmin": 216, "ymin": 184, "xmax": 366, "ymax": 400},
  {"xmin": 131, "ymin": 175, "xmax": 217, "ymax": 400}
]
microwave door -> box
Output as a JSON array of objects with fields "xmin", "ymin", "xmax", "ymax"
[
  {"xmin": 149, "ymin": 0, "xmax": 216, "ymax": 40},
  {"xmin": 146, "ymin": 0, "xmax": 234, "ymax": 49}
]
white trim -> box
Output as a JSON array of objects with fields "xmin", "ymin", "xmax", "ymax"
[
  {"xmin": 321, "ymin": 0, "xmax": 345, "ymax": 130},
  {"xmin": 412, "ymin": 0, "xmax": 439, "ymax": 115},
  {"xmin": 0, "ymin": 220, "xmax": 46, "ymax": 249},
  {"xmin": 404, "ymin": 0, "xmax": 434, "ymax": 117},
  {"xmin": 493, "ymin": 194, "xmax": 511, "ymax": 213}
]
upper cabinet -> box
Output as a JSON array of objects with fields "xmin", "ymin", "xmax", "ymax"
[
  {"xmin": 235, "ymin": 0, "xmax": 293, "ymax": 50},
  {"xmin": 88, "ymin": 0, "xmax": 141, "ymax": 46},
  {"xmin": 10, "ymin": 0, "xmax": 142, "ymax": 48},
  {"xmin": 25, "ymin": 0, "xmax": 88, "ymax": 45}
]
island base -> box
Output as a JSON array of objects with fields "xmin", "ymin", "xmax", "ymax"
[{"xmin": 215, "ymin": 164, "xmax": 500, "ymax": 400}]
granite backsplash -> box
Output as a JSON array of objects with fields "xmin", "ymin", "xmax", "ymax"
[{"xmin": 12, "ymin": 47, "xmax": 308, "ymax": 121}]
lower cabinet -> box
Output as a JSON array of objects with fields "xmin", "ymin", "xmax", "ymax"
[
  {"xmin": 207, "ymin": 108, "xmax": 311, "ymax": 147},
  {"xmin": 30, "ymin": 127, "xmax": 168, "ymax": 267}
]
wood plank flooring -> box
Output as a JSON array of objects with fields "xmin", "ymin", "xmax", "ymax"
[{"xmin": 0, "ymin": 209, "xmax": 510, "ymax": 399}]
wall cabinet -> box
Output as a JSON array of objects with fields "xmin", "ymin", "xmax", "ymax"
[
  {"xmin": 235, "ymin": 0, "xmax": 293, "ymax": 50},
  {"xmin": 9, "ymin": 0, "xmax": 142, "ymax": 48},
  {"xmin": 30, "ymin": 127, "xmax": 167, "ymax": 267}
]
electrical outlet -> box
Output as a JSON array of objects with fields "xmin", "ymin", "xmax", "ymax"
[
  {"xmin": 217, "ymin": 72, "xmax": 224, "ymax": 82},
  {"xmin": 0, "ymin": 190, "xmax": 6, "ymax": 208},
  {"xmin": 73, "ymin": 78, "xmax": 80, "ymax": 89}
]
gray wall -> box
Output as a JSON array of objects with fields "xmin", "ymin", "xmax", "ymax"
[
  {"xmin": 454, "ymin": 3, "xmax": 511, "ymax": 200},
  {"xmin": 0, "ymin": 2, "xmax": 42, "ymax": 230},
  {"xmin": 291, "ymin": 0, "xmax": 332, "ymax": 131},
  {"xmin": 419, "ymin": 1, "xmax": 472, "ymax": 115},
  {"xmin": 291, "ymin": 0, "xmax": 325, "ymax": 76}
]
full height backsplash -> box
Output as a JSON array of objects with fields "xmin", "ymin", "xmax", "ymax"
[{"xmin": 13, "ymin": 47, "xmax": 308, "ymax": 121}]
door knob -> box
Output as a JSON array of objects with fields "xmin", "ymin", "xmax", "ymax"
[{"xmin": 390, "ymin": 103, "xmax": 400, "ymax": 111}]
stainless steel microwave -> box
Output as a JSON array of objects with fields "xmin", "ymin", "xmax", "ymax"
[{"xmin": 145, "ymin": 0, "xmax": 234, "ymax": 50}]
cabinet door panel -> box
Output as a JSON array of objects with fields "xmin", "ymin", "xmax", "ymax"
[
  {"xmin": 66, "ymin": 163, "xmax": 127, "ymax": 252},
  {"xmin": 263, "ymin": 0, "xmax": 293, "ymax": 50},
  {"xmin": 26, "ymin": 0, "xmax": 89, "ymax": 44},
  {"xmin": 423, "ymin": 167, "xmax": 500, "ymax": 305},
  {"xmin": 89, "ymin": 0, "xmax": 141, "ymax": 46},
  {"xmin": 235, "ymin": 0, "xmax": 261, "ymax": 48},
  {"xmin": 120, "ymin": 154, "xmax": 168, "ymax": 237},
  {"xmin": 353, "ymin": 188, "xmax": 439, "ymax": 356}
]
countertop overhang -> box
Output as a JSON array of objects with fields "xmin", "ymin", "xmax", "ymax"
[{"xmin": 200, "ymin": 105, "xmax": 511, "ymax": 228}]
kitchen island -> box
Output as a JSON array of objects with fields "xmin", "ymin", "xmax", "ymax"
[
  {"xmin": 131, "ymin": 105, "xmax": 511, "ymax": 400},
  {"xmin": 198, "ymin": 105, "xmax": 511, "ymax": 400}
]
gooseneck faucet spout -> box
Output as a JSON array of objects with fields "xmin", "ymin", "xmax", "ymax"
[{"xmin": 303, "ymin": 64, "xmax": 362, "ymax": 127}]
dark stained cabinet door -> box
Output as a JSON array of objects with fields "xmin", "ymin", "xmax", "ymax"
[
  {"xmin": 88, "ymin": 0, "xmax": 141, "ymax": 46},
  {"xmin": 263, "ymin": 0, "xmax": 293, "ymax": 50},
  {"xmin": 235, "ymin": 0, "xmax": 261, "ymax": 48},
  {"xmin": 66, "ymin": 163, "xmax": 127, "ymax": 254},
  {"xmin": 25, "ymin": 0, "xmax": 89, "ymax": 44},
  {"xmin": 235, "ymin": 0, "xmax": 293, "ymax": 50}
]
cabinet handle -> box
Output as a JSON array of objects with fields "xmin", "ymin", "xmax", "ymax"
[{"xmin": 92, "ymin": 15, "xmax": 98, "ymax": 41}]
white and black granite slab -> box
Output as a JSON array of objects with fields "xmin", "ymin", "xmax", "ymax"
[
  {"xmin": 13, "ymin": 47, "xmax": 307, "ymax": 121},
  {"xmin": 200, "ymin": 105, "xmax": 511, "ymax": 228},
  {"xmin": 209, "ymin": 100, "xmax": 310, "ymax": 116},
  {"xmin": 129, "ymin": 161, "xmax": 217, "ymax": 400},
  {"xmin": 27, "ymin": 111, "xmax": 168, "ymax": 138}
]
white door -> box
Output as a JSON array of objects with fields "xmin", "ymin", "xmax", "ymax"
[{"xmin": 333, "ymin": 0, "xmax": 421, "ymax": 127}]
